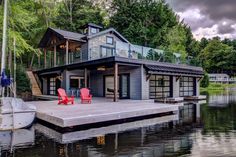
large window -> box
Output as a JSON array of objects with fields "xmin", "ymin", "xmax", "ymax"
[
  {"xmin": 180, "ymin": 77, "xmax": 195, "ymax": 97},
  {"xmin": 70, "ymin": 76, "xmax": 85, "ymax": 90},
  {"xmin": 149, "ymin": 75, "xmax": 171, "ymax": 99},
  {"xmin": 100, "ymin": 46, "xmax": 114, "ymax": 58},
  {"xmin": 49, "ymin": 77, "xmax": 56, "ymax": 95}
]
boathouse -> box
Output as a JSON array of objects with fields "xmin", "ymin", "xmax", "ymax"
[{"xmin": 33, "ymin": 23, "xmax": 204, "ymax": 102}]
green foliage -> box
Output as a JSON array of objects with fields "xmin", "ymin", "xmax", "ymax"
[
  {"xmin": 146, "ymin": 49, "xmax": 162, "ymax": 61},
  {"xmin": 199, "ymin": 38, "xmax": 236, "ymax": 74},
  {"xmin": 200, "ymin": 73, "xmax": 209, "ymax": 88},
  {"xmin": 53, "ymin": 0, "xmax": 105, "ymax": 32},
  {"xmin": 110, "ymin": 0, "xmax": 178, "ymax": 47},
  {"xmin": 162, "ymin": 25, "xmax": 187, "ymax": 62},
  {"xmin": 16, "ymin": 66, "xmax": 31, "ymax": 93}
]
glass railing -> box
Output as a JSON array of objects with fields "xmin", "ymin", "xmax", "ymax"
[
  {"xmin": 36, "ymin": 42, "xmax": 201, "ymax": 70},
  {"xmin": 87, "ymin": 41, "xmax": 201, "ymax": 66}
]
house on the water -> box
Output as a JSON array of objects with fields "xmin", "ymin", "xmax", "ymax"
[
  {"xmin": 33, "ymin": 23, "xmax": 204, "ymax": 102},
  {"xmin": 208, "ymin": 73, "xmax": 236, "ymax": 84}
]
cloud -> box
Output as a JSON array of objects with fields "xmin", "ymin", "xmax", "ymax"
[{"xmin": 166, "ymin": 0, "xmax": 236, "ymax": 39}]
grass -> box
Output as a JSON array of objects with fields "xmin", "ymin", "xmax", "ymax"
[{"xmin": 200, "ymin": 83, "xmax": 236, "ymax": 92}]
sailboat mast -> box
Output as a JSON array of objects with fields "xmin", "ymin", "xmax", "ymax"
[{"xmin": 1, "ymin": 0, "xmax": 8, "ymax": 73}]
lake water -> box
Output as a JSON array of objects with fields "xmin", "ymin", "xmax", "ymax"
[{"xmin": 1, "ymin": 91, "xmax": 236, "ymax": 157}]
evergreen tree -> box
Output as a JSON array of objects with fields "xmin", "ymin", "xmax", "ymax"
[{"xmin": 53, "ymin": 0, "xmax": 105, "ymax": 32}]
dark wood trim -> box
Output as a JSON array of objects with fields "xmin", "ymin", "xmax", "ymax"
[
  {"xmin": 65, "ymin": 40, "xmax": 69, "ymax": 64},
  {"xmin": 146, "ymin": 73, "xmax": 152, "ymax": 81},
  {"xmin": 44, "ymin": 48, "xmax": 47, "ymax": 68},
  {"xmin": 54, "ymin": 45, "xmax": 57, "ymax": 66},
  {"xmin": 84, "ymin": 68, "xmax": 88, "ymax": 88},
  {"xmin": 114, "ymin": 63, "xmax": 118, "ymax": 102}
]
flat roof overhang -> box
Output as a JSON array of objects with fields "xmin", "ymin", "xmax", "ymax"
[{"xmin": 34, "ymin": 56, "xmax": 204, "ymax": 77}]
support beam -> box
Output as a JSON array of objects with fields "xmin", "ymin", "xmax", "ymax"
[
  {"xmin": 54, "ymin": 45, "xmax": 57, "ymax": 67},
  {"xmin": 114, "ymin": 63, "xmax": 118, "ymax": 102},
  {"xmin": 146, "ymin": 73, "xmax": 152, "ymax": 81},
  {"xmin": 65, "ymin": 40, "xmax": 69, "ymax": 65},
  {"xmin": 176, "ymin": 76, "xmax": 181, "ymax": 81},
  {"xmin": 84, "ymin": 68, "xmax": 87, "ymax": 88},
  {"xmin": 44, "ymin": 48, "xmax": 47, "ymax": 68}
]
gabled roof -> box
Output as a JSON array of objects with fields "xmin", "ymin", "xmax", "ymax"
[
  {"xmin": 86, "ymin": 28, "xmax": 130, "ymax": 43},
  {"xmin": 38, "ymin": 28, "xmax": 86, "ymax": 48}
]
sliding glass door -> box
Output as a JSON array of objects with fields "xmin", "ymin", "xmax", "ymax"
[{"xmin": 104, "ymin": 74, "xmax": 130, "ymax": 99}]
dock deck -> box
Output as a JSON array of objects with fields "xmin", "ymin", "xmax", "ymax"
[{"xmin": 28, "ymin": 98, "xmax": 181, "ymax": 128}]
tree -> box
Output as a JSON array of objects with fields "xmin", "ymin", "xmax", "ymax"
[
  {"xmin": 53, "ymin": 0, "xmax": 105, "ymax": 32},
  {"xmin": 110, "ymin": 0, "xmax": 178, "ymax": 47},
  {"xmin": 200, "ymin": 73, "xmax": 209, "ymax": 88},
  {"xmin": 200, "ymin": 38, "xmax": 235, "ymax": 73},
  {"xmin": 162, "ymin": 25, "xmax": 187, "ymax": 62}
]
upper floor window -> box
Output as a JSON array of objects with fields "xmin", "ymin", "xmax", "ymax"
[
  {"xmin": 91, "ymin": 27, "xmax": 97, "ymax": 34},
  {"xmin": 100, "ymin": 46, "xmax": 114, "ymax": 58},
  {"xmin": 106, "ymin": 36, "xmax": 114, "ymax": 45}
]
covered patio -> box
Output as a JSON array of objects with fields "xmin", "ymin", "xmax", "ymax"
[{"xmin": 38, "ymin": 27, "xmax": 86, "ymax": 68}]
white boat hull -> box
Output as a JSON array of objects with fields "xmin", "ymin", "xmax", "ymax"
[
  {"xmin": 0, "ymin": 97, "xmax": 36, "ymax": 130},
  {"xmin": 0, "ymin": 112, "xmax": 35, "ymax": 130}
]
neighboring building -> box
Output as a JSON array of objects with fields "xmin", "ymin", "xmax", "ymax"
[
  {"xmin": 34, "ymin": 23, "xmax": 204, "ymax": 101},
  {"xmin": 208, "ymin": 73, "xmax": 229, "ymax": 83}
]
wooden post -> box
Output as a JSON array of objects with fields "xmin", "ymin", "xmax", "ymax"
[
  {"xmin": 65, "ymin": 40, "xmax": 69, "ymax": 64},
  {"xmin": 114, "ymin": 63, "xmax": 118, "ymax": 102},
  {"xmin": 44, "ymin": 48, "xmax": 47, "ymax": 68},
  {"xmin": 84, "ymin": 68, "xmax": 87, "ymax": 88},
  {"xmin": 54, "ymin": 45, "xmax": 57, "ymax": 67}
]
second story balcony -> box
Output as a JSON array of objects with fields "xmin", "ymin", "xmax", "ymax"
[{"xmin": 38, "ymin": 27, "xmax": 199, "ymax": 70}]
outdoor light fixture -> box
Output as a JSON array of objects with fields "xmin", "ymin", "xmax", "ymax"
[
  {"xmin": 97, "ymin": 66, "xmax": 106, "ymax": 71},
  {"xmin": 75, "ymin": 47, "xmax": 81, "ymax": 51},
  {"xmin": 59, "ymin": 44, "xmax": 65, "ymax": 49}
]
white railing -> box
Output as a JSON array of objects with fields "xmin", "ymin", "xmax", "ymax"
[{"xmin": 209, "ymin": 78, "xmax": 236, "ymax": 83}]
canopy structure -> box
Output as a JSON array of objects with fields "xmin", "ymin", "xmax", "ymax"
[{"xmin": 144, "ymin": 64, "xmax": 204, "ymax": 77}]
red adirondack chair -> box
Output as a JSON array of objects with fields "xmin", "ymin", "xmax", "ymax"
[
  {"xmin": 80, "ymin": 88, "xmax": 92, "ymax": 104},
  {"xmin": 57, "ymin": 88, "xmax": 74, "ymax": 105}
]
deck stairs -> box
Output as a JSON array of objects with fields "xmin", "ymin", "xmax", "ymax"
[{"xmin": 26, "ymin": 71, "xmax": 42, "ymax": 96}]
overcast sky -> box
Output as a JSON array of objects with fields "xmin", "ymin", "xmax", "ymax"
[{"xmin": 166, "ymin": 0, "xmax": 236, "ymax": 40}]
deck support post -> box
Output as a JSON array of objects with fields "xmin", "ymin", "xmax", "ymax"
[
  {"xmin": 84, "ymin": 68, "xmax": 87, "ymax": 88},
  {"xmin": 54, "ymin": 45, "xmax": 57, "ymax": 67},
  {"xmin": 44, "ymin": 48, "xmax": 47, "ymax": 68},
  {"xmin": 65, "ymin": 40, "xmax": 69, "ymax": 65},
  {"xmin": 114, "ymin": 63, "xmax": 118, "ymax": 102}
]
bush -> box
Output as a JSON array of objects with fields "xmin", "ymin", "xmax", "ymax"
[
  {"xmin": 16, "ymin": 66, "xmax": 31, "ymax": 94},
  {"xmin": 200, "ymin": 72, "xmax": 209, "ymax": 88}
]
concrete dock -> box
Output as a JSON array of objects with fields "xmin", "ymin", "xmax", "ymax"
[{"xmin": 28, "ymin": 98, "xmax": 181, "ymax": 128}]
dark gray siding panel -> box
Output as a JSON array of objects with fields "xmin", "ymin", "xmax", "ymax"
[{"xmin": 90, "ymin": 71, "xmax": 104, "ymax": 97}]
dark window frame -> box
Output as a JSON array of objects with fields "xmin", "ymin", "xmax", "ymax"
[
  {"xmin": 90, "ymin": 27, "xmax": 97, "ymax": 34},
  {"xmin": 179, "ymin": 77, "xmax": 195, "ymax": 97},
  {"xmin": 149, "ymin": 75, "xmax": 171, "ymax": 99},
  {"xmin": 100, "ymin": 46, "xmax": 115, "ymax": 58},
  {"xmin": 69, "ymin": 75, "xmax": 85, "ymax": 90},
  {"xmin": 106, "ymin": 36, "xmax": 114, "ymax": 45}
]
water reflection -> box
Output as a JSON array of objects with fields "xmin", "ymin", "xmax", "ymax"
[
  {"xmin": 1, "ymin": 92, "xmax": 236, "ymax": 157},
  {"xmin": 0, "ymin": 127, "xmax": 34, "ymax": 156}
]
